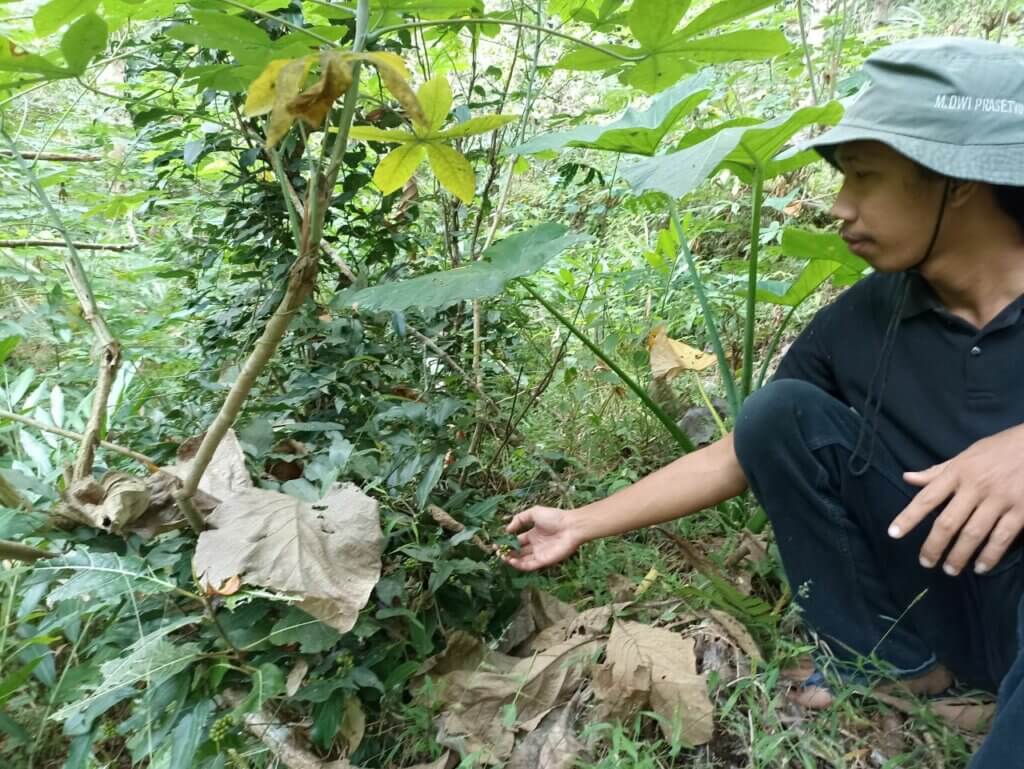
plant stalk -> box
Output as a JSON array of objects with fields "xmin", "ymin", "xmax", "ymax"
[
  {"xmin": 0, "ymin": 409, "xmax": 156, "ymax": 467},
  {"xmin": 520, "ymin": 280, "xmax": 695, "ymax": 453},
  {"xmin": 741, "ymin": 166, "xmax": 765, "ymax": 400}
]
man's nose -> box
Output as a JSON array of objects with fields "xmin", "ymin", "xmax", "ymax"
[{"xmin": 830, "ymin": 180, "xmax": 856, "ymax": 223}]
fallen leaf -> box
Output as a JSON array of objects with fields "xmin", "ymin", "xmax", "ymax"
[
  {"xmin": 286, "ymin": 658, "xmax": 309, "ymax": 697},
  {"xmin": 193, "ymin": 483, "xmax": 381, "ymax": 633},
  {"xmin": 647, "ymin": 326, "xmax": 716, "ymax": 381},
  {"xmin": 607, "ymin": 574, "xmax": 634, "ymax": 603},
  {"xmin": 635, "ymin": 567, "xmax": 660, "ymax": 597},
  {"xmin": 707, "ymin": 609, "xmax": 762, "ymax": 662},
  {"xmin": 340, "ymin": 696, "xmax": 366, "ymax": 755},
  {"xmin": 58, "ymin": 471, "xmax": 149, "ymax": 533},
  {"xmin": 505, "ymin": 704, "xmax": 584, "ymax": 769},
  {"xmin": 597, "ymin": 620, "xmax": 713, "ymax": 745},
  {"xmin": 400, "ymin": 753, "xmax": 452, "ymax": 769},
  {"xmin": 288, "ymin": 51, "xmax": 353, "ymax": 129}
]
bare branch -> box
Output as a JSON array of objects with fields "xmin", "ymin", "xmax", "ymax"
[
  {"xmin": 0, "ymin": 408, "xmax": 156, "ymax": 467},
  {"xmin": 0, "ymin": 150, "xmax": 102, "ymax": 162},
  {"xmin": 0, "ymin": 239, "xmax": 135, "ymax": 251}
]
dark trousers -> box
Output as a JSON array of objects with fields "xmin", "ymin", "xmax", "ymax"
[{"xmin": 733, "ymin": 379, "xmax": 1024, "ymax": 768}]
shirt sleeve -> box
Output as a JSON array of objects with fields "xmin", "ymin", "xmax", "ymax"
[{"xmin": 771, "ymin": 300, "xmax": 840, "ymax": 397}]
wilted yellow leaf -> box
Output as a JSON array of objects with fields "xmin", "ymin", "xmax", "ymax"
[
  {"xmin": 243, "ymin": 59, "xmax": 290, "ymax": 117},
  {"xmin": 647, "ymin": 325, "xmax": 715, "ymax": 380},
  {"xmin": 362, "ymin": 51, "xmax": 428, "ymax": 129},
  {"xmin": 265, "ymin": 57, "xmax": 313, "ymax": 149},
  {"xmin": 288, "ymin": 51, "xmax": 352, "ymax": 129}
]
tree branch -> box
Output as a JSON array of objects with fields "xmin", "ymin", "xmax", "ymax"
[
  {"xmin": 0, "ymin": 539, "xmax": 55, "ymax": 562},
  {"xmin": 0, "ymin": 239, "xmax": 135, "ymax": 251},
  {"xmin": 0, "ymin": 150, "xmax": 101, "ymax": 162},
  {"xmin": 0, "ymin": 408, "xmax": 156, "ymax": 467}
]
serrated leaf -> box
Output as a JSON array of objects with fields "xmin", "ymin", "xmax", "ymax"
[
  {"xmin": 373, "ymin": 142, "xmax": 427, "ymax": 194},
  {"xmin": 512, "ymin": 70, "xmax": 710, "ymax": 156},
  {"xmin": 342, "ymin": 224, "xmax": 587, "ymax": 311},
  {"xmin": 60, "ymin": 12, "xmax": 107, "ymax": 75},
  {"xmin": 34, "ymin": 0, "xmax": 99, "ymax": 36},
  {"xmin": 676, "ymin": 0, "xmax": 777, "ymax": 39},
  {"xmin": 438, "ymin": 114, "xmax": 517, "ymax": 139},
  {"xmin": 348, "ymin": 125, "xmax": 417, "ymax": 142},
  {"xmin": 427, "ymin": 143, "xmax": 475, "ymax": 202},
  {"xmin": 418, "ymin": 75, "xmax": 452, "ymax": 133},
  {"xmin": 628, "ymin": 0, "xmax": 690, "ymax": 50}
]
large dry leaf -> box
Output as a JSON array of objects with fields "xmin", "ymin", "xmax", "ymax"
[
  {"xmin": 647, "ymin": 325, "xmax": 716, "ymax": 381},
  {"xmin": 499, "ymin": 588, "xmax": 578, "ymax": 653},
  {"xmin": 427, "ymin": 631, "xmax": 600, "ymax": 764},
  {"xmin": 598, "ymin": 620, "xmax": 713, "ymax": 745},
  {"xmin": 58, "ymin": 471, "xmax": 149, "ymax": 533},
  {"xmin": 506, "ymin": 704, "xmax": 584, "ymax": 769},
  {"xmin": 165, "ymin": 429, "xmax": 253, "ymax": 503},
  {"xmin": 193, "ymin": 483, "xmax": 381, "ymax": 633},
  {"xmin": 289, "ymin": 51, "xmax": 352, "ymax": 129}
]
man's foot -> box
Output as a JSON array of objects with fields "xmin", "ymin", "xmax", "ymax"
[{"xmin": 781, "ymin": 657, "xmax": 953, "ymax": 710}]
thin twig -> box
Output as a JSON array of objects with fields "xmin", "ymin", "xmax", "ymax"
[
  {"xmin": 796, "ymin": 0, "xmax": 821, "ymax": 105},
  {"xmin": 0, "ymin": 240, "xmax": 135, "ymax": 251},
  {"xmin": 0, "ymin": 150, "xmax": 101, "ymax": 162},
  {"xmin": 0, "ymin": 408, "xmax": 156, "ymax": 467}
]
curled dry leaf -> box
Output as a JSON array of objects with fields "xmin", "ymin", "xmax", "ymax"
[
  {"xmin": 266, "ymin": 57, "xmax": 313, "ymax": 148},
  {"xmin": 205, "ymin": 574, "xmax": 241, "ymax": 597},
  {"xmin": 647, "ymin": 325, "xmax": 716, "ymax": 381},
  {"xmin": 58, "ymin": 471, "xmax": 149, "ymax": 533},
  {"xmin": 593, "ymin": 620, "xmax": 714, "ymax": 745},
  {"xmin": 505, "ymin": 704, "xmax": 584, "ymax": 769},
  {"xmin": 193, "ymin": 483, "xmax": 381, "ymax": 633},
  {"xmin": 289, "ymin": 51, "xmax": 353, "ymax": 129}
]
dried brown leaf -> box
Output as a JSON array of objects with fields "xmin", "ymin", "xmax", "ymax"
[
  {"xmin": 341, "ymin": 696, "xmax": 366, "ymax": 755},
  {"xmin": 647, "ymin": 325, "xmax": 716, "ymax": 381},
  {"xmin": 286, "ymin": 658, "xmax": 309, "ymax": 697},
  {"xmin": 193, "ymin": 483, "xmax": 381, "ymax": 633},
  {"xmin": 288, "ymin": 51, "xmax": 353, "ymax": 129},
  {"xmin": 165, "ymin": 429, "xmax": 253, "ymax": 504},
  {"xmin": 266, "ymin": 57, "xmax": 313, "ymax": 148},
  {"xmin": 506, "ymin": 704, "xmax": 584, "ymax": 769}
]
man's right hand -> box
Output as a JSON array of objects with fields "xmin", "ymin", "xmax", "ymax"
[{"xmin": 503, "ymin": 506, "xmax": 582, "ymax": 572}]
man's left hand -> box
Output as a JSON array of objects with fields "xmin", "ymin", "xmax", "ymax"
[{"xmin": 889, "ymin": 425, "xmax": 1024, "ymax": 575}]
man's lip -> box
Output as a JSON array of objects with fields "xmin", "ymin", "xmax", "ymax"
[{"xmin": 844, "ymin": 238, "xmax": 872, "ymax": 255}]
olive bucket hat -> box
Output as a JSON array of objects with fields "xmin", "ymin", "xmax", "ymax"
[{"xmin": 805, "ymin": 37, "xmax": 1024, "ymax": 185}]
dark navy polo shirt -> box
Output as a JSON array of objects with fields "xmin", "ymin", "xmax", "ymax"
[{"xmin": 773, "ymin": 271, "xmax": 1024, "ymax": 473}]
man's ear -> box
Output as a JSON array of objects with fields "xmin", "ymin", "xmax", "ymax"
[{"xmin": 947, "ymin": 179, "xmax": 981, "ymax": 208}]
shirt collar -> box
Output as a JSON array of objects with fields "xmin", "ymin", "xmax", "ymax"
[{"xmin": 899, "ymin": 270, "xmax": 942, "ymax": 320}]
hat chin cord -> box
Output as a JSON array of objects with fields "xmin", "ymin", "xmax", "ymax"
[{"xmin": 847, "ymin": 177, "xmax": 953, "ymax": 476}]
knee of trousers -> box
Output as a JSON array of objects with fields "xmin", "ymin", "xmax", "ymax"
[{"xmin": 733, "ymin": 379, "xmax": 829, "ymax": 474}]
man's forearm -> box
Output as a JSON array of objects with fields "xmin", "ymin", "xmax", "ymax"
[{"xmin": 568, "ymin": 433, "xmax": 748, "ymax": 543}]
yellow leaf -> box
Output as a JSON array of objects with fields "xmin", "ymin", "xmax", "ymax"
[
  {"xmin": 348, "ymin": 126, "xmax": 416, "ymax": 143},
  {"xmin": 361, "ymin": 51, "xmax": 428, "ymax": 129},
  {"xmin": 418, "ymin": 75, "xmax": 452, "ymax": 133},
  {"xmin": 439, "ymin": 114, "xmax": 517, "ymax": 139},
  {"xmin": 287, "ymin": 51, "xmax": 352, "ymax": 129},
  {"xmin": 373, "ymin": 142, "xmax": 427, "ymax": 195},
  {"xmin": 647, "ymin": 325, "xmax": 715, "ymax": 380},
  {"xmin": 340, "ymin": 696, "xmax": 366, "ymax": 755},
  {"xmin": 265, "ymin": 57, "xmax": 313, "ymax": 149},
  {"xmin": 244, "ymin": 59, "xmax": 290, "ymax": 117},
  {"xmin": 426, "ymin": 143, "xmax": 474, "ymax": 203}
]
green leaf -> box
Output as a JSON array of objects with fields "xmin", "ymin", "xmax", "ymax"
[
  {"xmin": 168, "ymin": 701, "xmax": 215, "ymax": 769},
  {"xmin": 33, "ymin": 0, "xmax": 99, "ymax": 36},
  {"xmin": 269, "ymin": 607, "xmax": 341, "ymax": 653},
  {"xmin": 623, "ymin": 103, "xmax": 843, "ymax": 199},
  {"xmin": 0, "ymin": 658, "xmax": 41, "ymax": 706},
  {"xmin": 781, "ymin": 227, "xmax": 868, "ymax": 273},
  {"xmin": 418, "ymin": 75, "xmax": 452, "ymax": 133},
  {"xmin": 166, "ymin": 11, "xmax": 271, "ymax": 65},
  {"xmin": 555, "ymin": 43, "xmax": 638, "ymax": 72},
  {"xmin": 426, "ymin": 143, "xmax": 475, "ymax": 202},
  {"xmin": 664, "ymin": 29, "xmax": 790, "ymax": 63},
  {"xmin": 0, "ymin": 335, "xmax": 20, "ymax": 365},
  {"xmin": 348, "ymin": 126, "xmax": 416, "ymax": 143},
  {"xmin": 676, "ymin": 0, "xmax": 777, "ymax": 39},
  {"xmin": 61, "ymin": 12, "xmax": 107, "ymax": 75},
  {"xmin": 0, "ymin": 507, "xmax": 47, "ymax": 539},
  {"xmin": 512, "ymin": 70, "xmax": 710, "ymax": 156},
  {"xmin": 628, "ymin": 0, "xmax": 690, "ymax": 50},
  {"xmin": 621, "ymin": 52, "xmax": 697, "ymax": 94},
  {"xmin": 0, "ymin": 38, "xmax": 71, "ymax": 78},
  {"xmin": 753, "ymin": 260, "xmax": 840, "ymax": 306},
  {"xmin": 415, "ymin": 453, "xmax": 444, "ymax": 509},
  {"xmin": 342, "ymin": 224, "xmax": 588, "ymax": 311},
  {"xmin": 438, "ymin": 114, "xmax": 517, "ymax": 139},
  {"xmin": 41, "ymin": 550, "xmax": 178, "ymax": 609},
  {"xmin": 372, "ymin": 142, "xmax": 427, "ymax": 195}
]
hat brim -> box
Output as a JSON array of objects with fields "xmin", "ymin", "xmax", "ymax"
[{"xmin": 802, "ymin": 122, "xmax": 1024, "ymax": 185}]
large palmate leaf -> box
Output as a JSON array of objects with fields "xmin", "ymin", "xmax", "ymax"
[
  {"xmin": 557, "ymin": 0, "xmax": 787, "ymax": 94},
  {"xmin": 34, "ymin": 0, "xmax": 100, "ymax": 36},
  {"xmin": 193, "ymin": 484, "xmax": 382, "ymax": 633},
  {"xmin": 341, "ymin": 224, "xmax": 588, "ymax": 312},
  {"xmin": 754, "ymin": 261, "xmax": 842, "ymax": 306},
  {"xmin": 60, "ymin": 13, "xmax": 108, "ymax": 75},
  {"xmin": 752, "ymin": 229, "xmax": 868, "ymax": 306},
  {"xmin": 622, "ymin": 102, "xmax": 843, "ymax": 199},
  {"xmin": 511, "ymin": 70, "xmax": 711, "ymax": 157}
]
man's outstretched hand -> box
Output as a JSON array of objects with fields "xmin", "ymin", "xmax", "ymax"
[
  {"xmin": 503, "ymin": 506, "xmax": 582, "ymax": 572},
  {"xmin": 889, "ymin": 425, "xmax": 1024, "ymax": 576}
]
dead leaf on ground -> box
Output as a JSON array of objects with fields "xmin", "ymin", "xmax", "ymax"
[
  {"xmin": 647, "ymin": 326, "xmax": 716, "ymax": 381},
  {"xmin": 193, "ymin": 483, "xmax": 381, "ymax": 633},
  {"xmin": 506, "ymin": 702, "xmax": 584, "ymax": 769},
  {"xmin": 286, "ymin": 658, "xmax": 309, "ymax": 697},
  {"xmin": 499, "ymin": 588, "xmax": 578, "ymax": 653},
  {"xmin": 594, "ymin": 620, "xmax": 713, "ymax": 746},
  {"xmin": 400, "ymin": 752, "xmax": 453, "ymax": 769},
  {"xmin": 425, "ymin": 630, "xmax": 601, "ymax": 765},
  {"xmin": 706, "ymin": 609, "xmax": 763, "ymax": 663}
]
